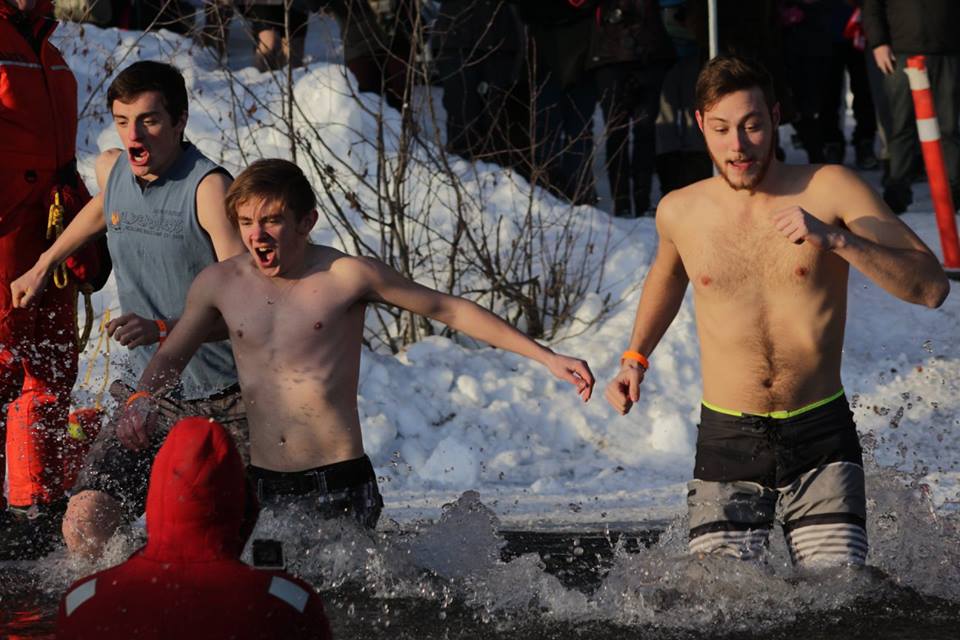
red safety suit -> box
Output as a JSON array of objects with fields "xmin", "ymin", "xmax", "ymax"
[
  {"xmin": 57, "ymin": 417, "xmax": 333, "ymax": 640},
  {"xmin": 0, "ymin": 0, "xmax": 83, "ymax": 509}
]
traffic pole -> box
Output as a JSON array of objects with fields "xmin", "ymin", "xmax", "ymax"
[{"xmin": 904, "ymin": 55, "xmax": 960, "ymax": 275}]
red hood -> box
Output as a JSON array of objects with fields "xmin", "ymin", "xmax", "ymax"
[{"xmin": 143, "ymin": 418, "xmax": 258, "ymax": 562}]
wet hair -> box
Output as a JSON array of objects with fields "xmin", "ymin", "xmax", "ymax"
[
  {"xmin": 694, "ymin": 55, "xmax": 776, "ymax": 114},
  {"xmin": 106, "ymin": 61, "xmax": 188, "ymax": 126},
  {"xmin": 225, "ymin": 159, "xmax": 317, "ymax": 224}
]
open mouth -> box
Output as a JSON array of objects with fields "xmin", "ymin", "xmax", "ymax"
[
  {"xmin": 253, "ymin": 246, "xmax": 276, "ymax": 267},
  {"xmin": 128, "ymin": 145, "xmax": 150, "ymax": 167},
  {"xmin": 728, "ymin": 158, "xmax": 755, "ymax": 172}
]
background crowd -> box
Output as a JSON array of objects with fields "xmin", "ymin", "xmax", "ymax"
[{"xmin": 49, "ymin": 0, "xmax": 960, "ymax": 219}]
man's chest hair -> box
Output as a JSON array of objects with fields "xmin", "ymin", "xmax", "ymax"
[{"xmin": 678, "ymin": 213, "xmax": 827, "ymax": 295}]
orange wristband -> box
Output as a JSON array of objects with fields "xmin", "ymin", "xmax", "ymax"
[
  {"xmin": 125, "ymin": 390, "xmax": 153, "ymax": 407},
  {"xmin": 621, "ymin": 350, "xmax": 649, "ymax": 370},
  {"xmin": 155, "ymin": 319, "xmax": 168, "ymax": 345}
]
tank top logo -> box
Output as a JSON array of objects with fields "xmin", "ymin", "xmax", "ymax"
[{"xmin": 110, "ymin": 209, "xmax": 184, "ymax": 239}]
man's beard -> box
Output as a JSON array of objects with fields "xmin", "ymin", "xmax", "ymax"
[{"xmin": 709, "ymin": 135, "xmax": 775, "ymax": 191}]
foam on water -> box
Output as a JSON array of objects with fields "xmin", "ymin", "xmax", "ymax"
[
  {"xmin": 240, "ymin": 467, "xmax": 959, "ymax": 634},
  {"xmin": 3, "ymin": 463, "xmax": 959, "ymax": 638}
]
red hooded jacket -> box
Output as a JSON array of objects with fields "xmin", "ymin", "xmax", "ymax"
[
  {"xmin": 0, "ymin": 0, "xmax": 107, "ymax": 290},
  {"xmin": 56, "ymin": 418, "xmax": 333, "ymax": 640},
  {"xmin": 0, "ymin": 0, "xmax": 76, "ymax": 184}
]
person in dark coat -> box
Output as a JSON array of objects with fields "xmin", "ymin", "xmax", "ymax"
[
  {"xmin": 863, "ymin": 0, "xmax": 960, "ymax": 213},
  {"xmin": 781, "ymin": 0, "xmax": 834, "ymax": 163},
  {"xmin": 57, "ymin": 417, "xmax": 332, "ymax": 640},
  {"xmin": 654, "ymin": 0, "xmax": 712, "ymax": 197},
  {"xmin": 586, "ymin": 0, "xmax": 675, "ymax": 217},
  {"xmin": 818, "ymin": 0, "xmax": 878, "ymax": 169},
  {"xmin": 513, "ymin": 0, "xmax": 600, "ymax": 205},
  {"xmin": 433, "ymin": 0, "xmax": 524, "ymax": 163}
]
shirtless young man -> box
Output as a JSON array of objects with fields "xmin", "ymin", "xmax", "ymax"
[
  {"xmin": 605, "ymin": 56, "xmax": 949, "ymax": 567},
  {"xmin": 118, "ymin": 158, "xmax": 595, "ymax": 529},
  {"xmin": 11, "ymin": 61, "xmax": 247, "ymax": 557}
]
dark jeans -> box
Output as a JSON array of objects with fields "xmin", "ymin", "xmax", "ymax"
[
  {"xmin": 786, "ymin": 53, "xmax": 833, "ymax": 163},
  {"xmin": 534, "ymin": 70, "xmax": 598, "ymax": 204},
  {"xmin": 821, "ymin": 42, "xmax": 877, "ymax": 146},
  {"xmin": 437, "ymin": 49, "xmax": 519, "ymax": 161},
  {"xmin": 595, "ymin": 63, "xmax": 666, "ymax": 216},
  {"xmin": 883, "ymin": 53, "xmax": 960, "ymax": 193}
]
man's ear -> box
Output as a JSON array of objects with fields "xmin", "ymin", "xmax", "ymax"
[
  {"xmin": 174, "ymin": 111, "xmax": 188, "ymax": 138},
  {"xmin": 771, "ymin": 102, "xmax": 781, "ymax": 129},
  {"xmin": 298, "ymin": 209, "xmax": 319, "ymax": 235},
  {"xmin": 695, "ymin": 110, "xmax": 704, "ymax": 132}
]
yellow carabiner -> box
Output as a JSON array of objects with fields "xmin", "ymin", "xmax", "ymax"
[
  {"xmin": 47, "ymin": 191, "xmax": 70, "ymax": 289},
  {"xmin": 47, "ymin": 191, "xmax": 65, "ymax": 240}
]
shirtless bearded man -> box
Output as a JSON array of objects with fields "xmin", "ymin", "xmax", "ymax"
[
  {"xmin": 118, "ymin": 159, "xmax": 595, "ymax": 529},
  {"xmin": 604, "ymin": 56, "xmax": 949, "ymax": 566}
]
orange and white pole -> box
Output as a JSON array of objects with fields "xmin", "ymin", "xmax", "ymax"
[{"xmin": 904, "ymin": 55, "xmax": 960, "ymax": 270}]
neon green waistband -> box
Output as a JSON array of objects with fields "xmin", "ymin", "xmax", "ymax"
[{"xmin": 701, "ymin": 388, "xmax": 845, "ymax": 419}]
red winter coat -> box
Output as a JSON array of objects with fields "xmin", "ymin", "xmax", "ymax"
[
  {"xmin": 0, "ymin": 0, "xmax": 76, "ymax": 190},
  {"xmin": 57, "ymin": 417, "xmax": 333, "ymax": 640},
  {"xmin": 0, "ymin": 0, "xmax": 106, "ymax": 290}
]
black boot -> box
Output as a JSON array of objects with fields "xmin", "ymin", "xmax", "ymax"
[{"xmin": 0, "ymin": 498, "xmax": 68, "ymax": 561}]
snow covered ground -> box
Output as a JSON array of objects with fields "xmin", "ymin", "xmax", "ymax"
[{"xmin": 52, "ymin": 20, "xmax": 960, "ymax": 535}]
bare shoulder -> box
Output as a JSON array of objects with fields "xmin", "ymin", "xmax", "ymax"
[
  {"xmin": 804, "ymin": 163, "xmax": 876, "ymax": 200},
  {"xmin": 196, "ymin": 170, "xmax": 233, "ymax": 199},
  {"xmin": 804, "ymin": 163, "xmax": 888, "ymax": 217},
  {"xmin": 326, "ymin": 249, "xmax": 383, "ymax": 283},
  {"xmin": 195, "ymin": 254, "xmax": 246, "ymax": 289},
  {"xmin": 655, "ymin": 177, "xmax": 718, "ymax": 238},
  {"xmin": 808, "ymin": 163, "xmax": 869, "ymax": 190},
  {"xmin": 94, "ymin": 148, "xmax": 123, "ymax": 189}
]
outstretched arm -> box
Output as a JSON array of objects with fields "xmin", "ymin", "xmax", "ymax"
[
  {"xmin": 354, "ymin": 257, "xmax": 594, "ymax": 401},
  {"xmin": 605, "ymin": 205, "xmax": 689, "ymax": 415},
  {"xmin": 772, "ymin": 166, "xmax": 949, "ymax": 308},
  {"xmin": 116, "ymin": 266, "xmax": 227, "ymax": 450}
]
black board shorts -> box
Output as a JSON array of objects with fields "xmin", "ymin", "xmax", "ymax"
[
  {"xmin": 687, "ymin": 391, "xmax": 868, "ymax": 565},
  {"xmin": 248, "ymin": 454, "xmax": 383, "ymax": 530}
]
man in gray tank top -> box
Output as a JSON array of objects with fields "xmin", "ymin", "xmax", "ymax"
[{"xmin": 11, "ymin": 61, "xmax": 249, "ymax": 559}]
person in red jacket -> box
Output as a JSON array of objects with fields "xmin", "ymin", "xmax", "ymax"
[
  {"xmin": 57, "ymin": 416, "xmax": 333, "ymax": 639},
  {"xmin": 0, "ymin": 0, "xmax": 100, "ymax": 558}
]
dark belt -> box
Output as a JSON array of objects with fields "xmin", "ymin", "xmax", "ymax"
[{"xmin": 249, "ymin": 455, "xmax": 375, "ymax": 499}]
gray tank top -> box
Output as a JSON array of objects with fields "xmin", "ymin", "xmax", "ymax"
[{"xmin": 103, "ymin": 143, "xmax": 237, "ymax": 400}]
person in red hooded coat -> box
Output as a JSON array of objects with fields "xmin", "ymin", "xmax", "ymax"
[
  {"xmin": 0, "ymin": 0, "xmax": 106, "ymax": 558},
  {"xmin": 56, "ymin": 417, "xmax": 333, "ymax": 640}
]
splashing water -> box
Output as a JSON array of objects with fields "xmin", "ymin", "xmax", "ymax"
[{"xmin": 3, "ymin": 468, "xmax": 959, "ymax": 639}]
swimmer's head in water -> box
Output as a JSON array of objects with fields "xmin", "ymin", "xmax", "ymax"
[
  {"xmin": 108, "ymin": 62, "xmax": 188, "ymax": 179},
  {"xmin": 695, "ymin": 57, "xmax": 780, "ymax": 192},
  {"xmin": 228, "ymin": 159, "xmax": 319, "ymax": 277}
]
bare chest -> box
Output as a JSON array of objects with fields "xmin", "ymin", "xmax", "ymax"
[
  {"xmin": 681, "ymin": 210, "xmax": 848, "ymax": 301},
  {"xmin": 219, "ymin": 275, "xmax": 361, "ymax": 357}
]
